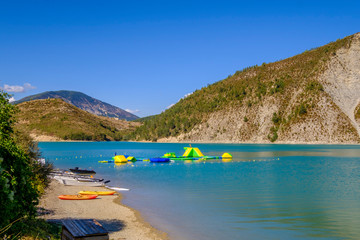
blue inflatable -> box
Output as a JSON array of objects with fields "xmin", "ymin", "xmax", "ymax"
[{"xmin": 150, "ymin": 157, "xmax": 170, "ymax": 163}]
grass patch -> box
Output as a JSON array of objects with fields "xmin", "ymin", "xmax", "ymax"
[{"xmin": 1, "ymin": 217, "xmax": 61, "ymax": 240}]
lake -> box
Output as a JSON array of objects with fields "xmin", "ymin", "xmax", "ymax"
[{"xmin": 39, "ymin": 142, "xmax": 360, "ymax": 240}]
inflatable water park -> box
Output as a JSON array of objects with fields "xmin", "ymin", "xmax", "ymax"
[{"xmin": 99, "ymin": 146, "xmax": 232, "ymax": 164}]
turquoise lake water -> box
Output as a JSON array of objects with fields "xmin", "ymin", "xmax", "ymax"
[{"xmin": 38, "ymin": 142, "xmax": 360, "ymax": 240}]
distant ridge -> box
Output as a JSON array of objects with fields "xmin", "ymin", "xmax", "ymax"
[{"xmin": 14, "ymin": 90, "xmax": 138, "ymax": 121}]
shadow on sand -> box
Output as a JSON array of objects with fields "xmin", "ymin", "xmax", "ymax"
[{"xmin": 37, "ymin": 207, "xmax": 55, "ymax": 216}]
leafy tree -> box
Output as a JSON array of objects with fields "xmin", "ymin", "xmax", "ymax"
[{"xmin": 0, "ymin": 91, "xmax": 51, "ymax": 236}]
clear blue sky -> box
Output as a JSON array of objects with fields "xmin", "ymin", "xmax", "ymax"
[{"xmin": 1, "ymin": 1, "xmax": 359, "ymax": 117}]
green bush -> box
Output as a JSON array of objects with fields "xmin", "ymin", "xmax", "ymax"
[
  {"xmin": 355, "ymin": 105, "xmax": 360, "ymax": 120},
  {"xmin": 268, "ymin": 126, "xmax": 279, "ymax": 142},
  {"xmin": 0, "ymin": 92, "xmax": 38, "ymax": 234},
  {"xmin": 306, "ymin": 81, "xmax": 324, "ymax": 91},
  {"xmin": 270, "ymin": 78, "xmax": 285, "ymax": 94},
  {"xmin": 0, "ymin": 91, "xmax": 52, "ymax": 237},
  {"xmin": 299, "ymin": 103, "xmax": 307, "ymax": 115},
  {"xmin": 272, "ymin": 112, "xmax": 281, "ymax": 124}
]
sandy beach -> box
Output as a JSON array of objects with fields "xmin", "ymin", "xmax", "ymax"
[{"xmin": 38, "ymin": 180, "xmax": 168, "ymax": 240}]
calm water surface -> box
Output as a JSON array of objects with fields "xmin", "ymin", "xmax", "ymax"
[{"xmin": 39, "ymin": 142, "xmax": 360, "ymax": 240}]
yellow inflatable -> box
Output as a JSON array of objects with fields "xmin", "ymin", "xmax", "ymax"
[
  {"xmin": 127, "ymin": 156, "xmax": 136, "ymax": 161},
  {"xmin": 222, "ymin": 153, "xmax": 232, "ymax": 159},
  {"xmin": 114, "ymin": 155, "xmax": 127, "ymax": 163}
]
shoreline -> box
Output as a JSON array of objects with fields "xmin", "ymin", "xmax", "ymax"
[
  {"xmin": 39, "ymin": 180, "xmax": 168, "ymax": 240},
  {"xmin": 37, "ymin": 139, "xmax": 360, "ymax": 146}
]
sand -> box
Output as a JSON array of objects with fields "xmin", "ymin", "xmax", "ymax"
[{"xmin": 38, "ymin": 181, "xmax": 168, "ymax": 240}]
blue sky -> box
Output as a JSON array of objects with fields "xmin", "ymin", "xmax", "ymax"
[{"xmin": 1, "ymin": 1, "xmax": 359, "ymax": 117}]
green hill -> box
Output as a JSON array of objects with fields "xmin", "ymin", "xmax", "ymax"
[
  {"xmin": 15, "ymin": 90, "xmax": 139, "ymax": 121},
  {"xmin": 130, "ymin": 33, "xmax": 360, "ymax": 143},
  {"xmin": 15, "ymin": 98, "xmax": 140, "ymax": 141}
]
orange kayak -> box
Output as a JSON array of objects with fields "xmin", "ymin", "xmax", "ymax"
[
  {"xmin": 78, "ymin": 190, "xmax": 116, "ymax": 195},
  {"xmin": 58, "ymin": 194, "xmax": 98, "ymax": 200}
]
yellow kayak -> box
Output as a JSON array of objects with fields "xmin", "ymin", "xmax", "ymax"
[{"xmin": 78, "ymin": 190, "xmax": 116, "ymax": 195}]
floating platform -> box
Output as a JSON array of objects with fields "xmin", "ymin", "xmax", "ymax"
[{"xmin": 99, "ymin": 147, "xmax": 232, "ymax": 164}]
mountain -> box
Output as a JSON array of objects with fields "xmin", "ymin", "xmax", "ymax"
[
  {"xmin": 14, "ymin": 90, "xmax": 139, "ymax": 121},
  {"xmin": 15, "ymin": 98, "xmax": 141, "ymax": 141},
  {"xmin": 130, "ymin": 33, "xmax": 360, "ymax": 144}
]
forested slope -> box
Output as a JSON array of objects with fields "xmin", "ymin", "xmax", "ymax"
[{"xmin": 130, "ymin": 33, "xmax": 360, "ymax": 144}]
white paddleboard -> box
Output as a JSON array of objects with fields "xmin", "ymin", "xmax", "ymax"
[{"xmin": 106, "ymin": 186, "xmax": 130, "ymax": 191}]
